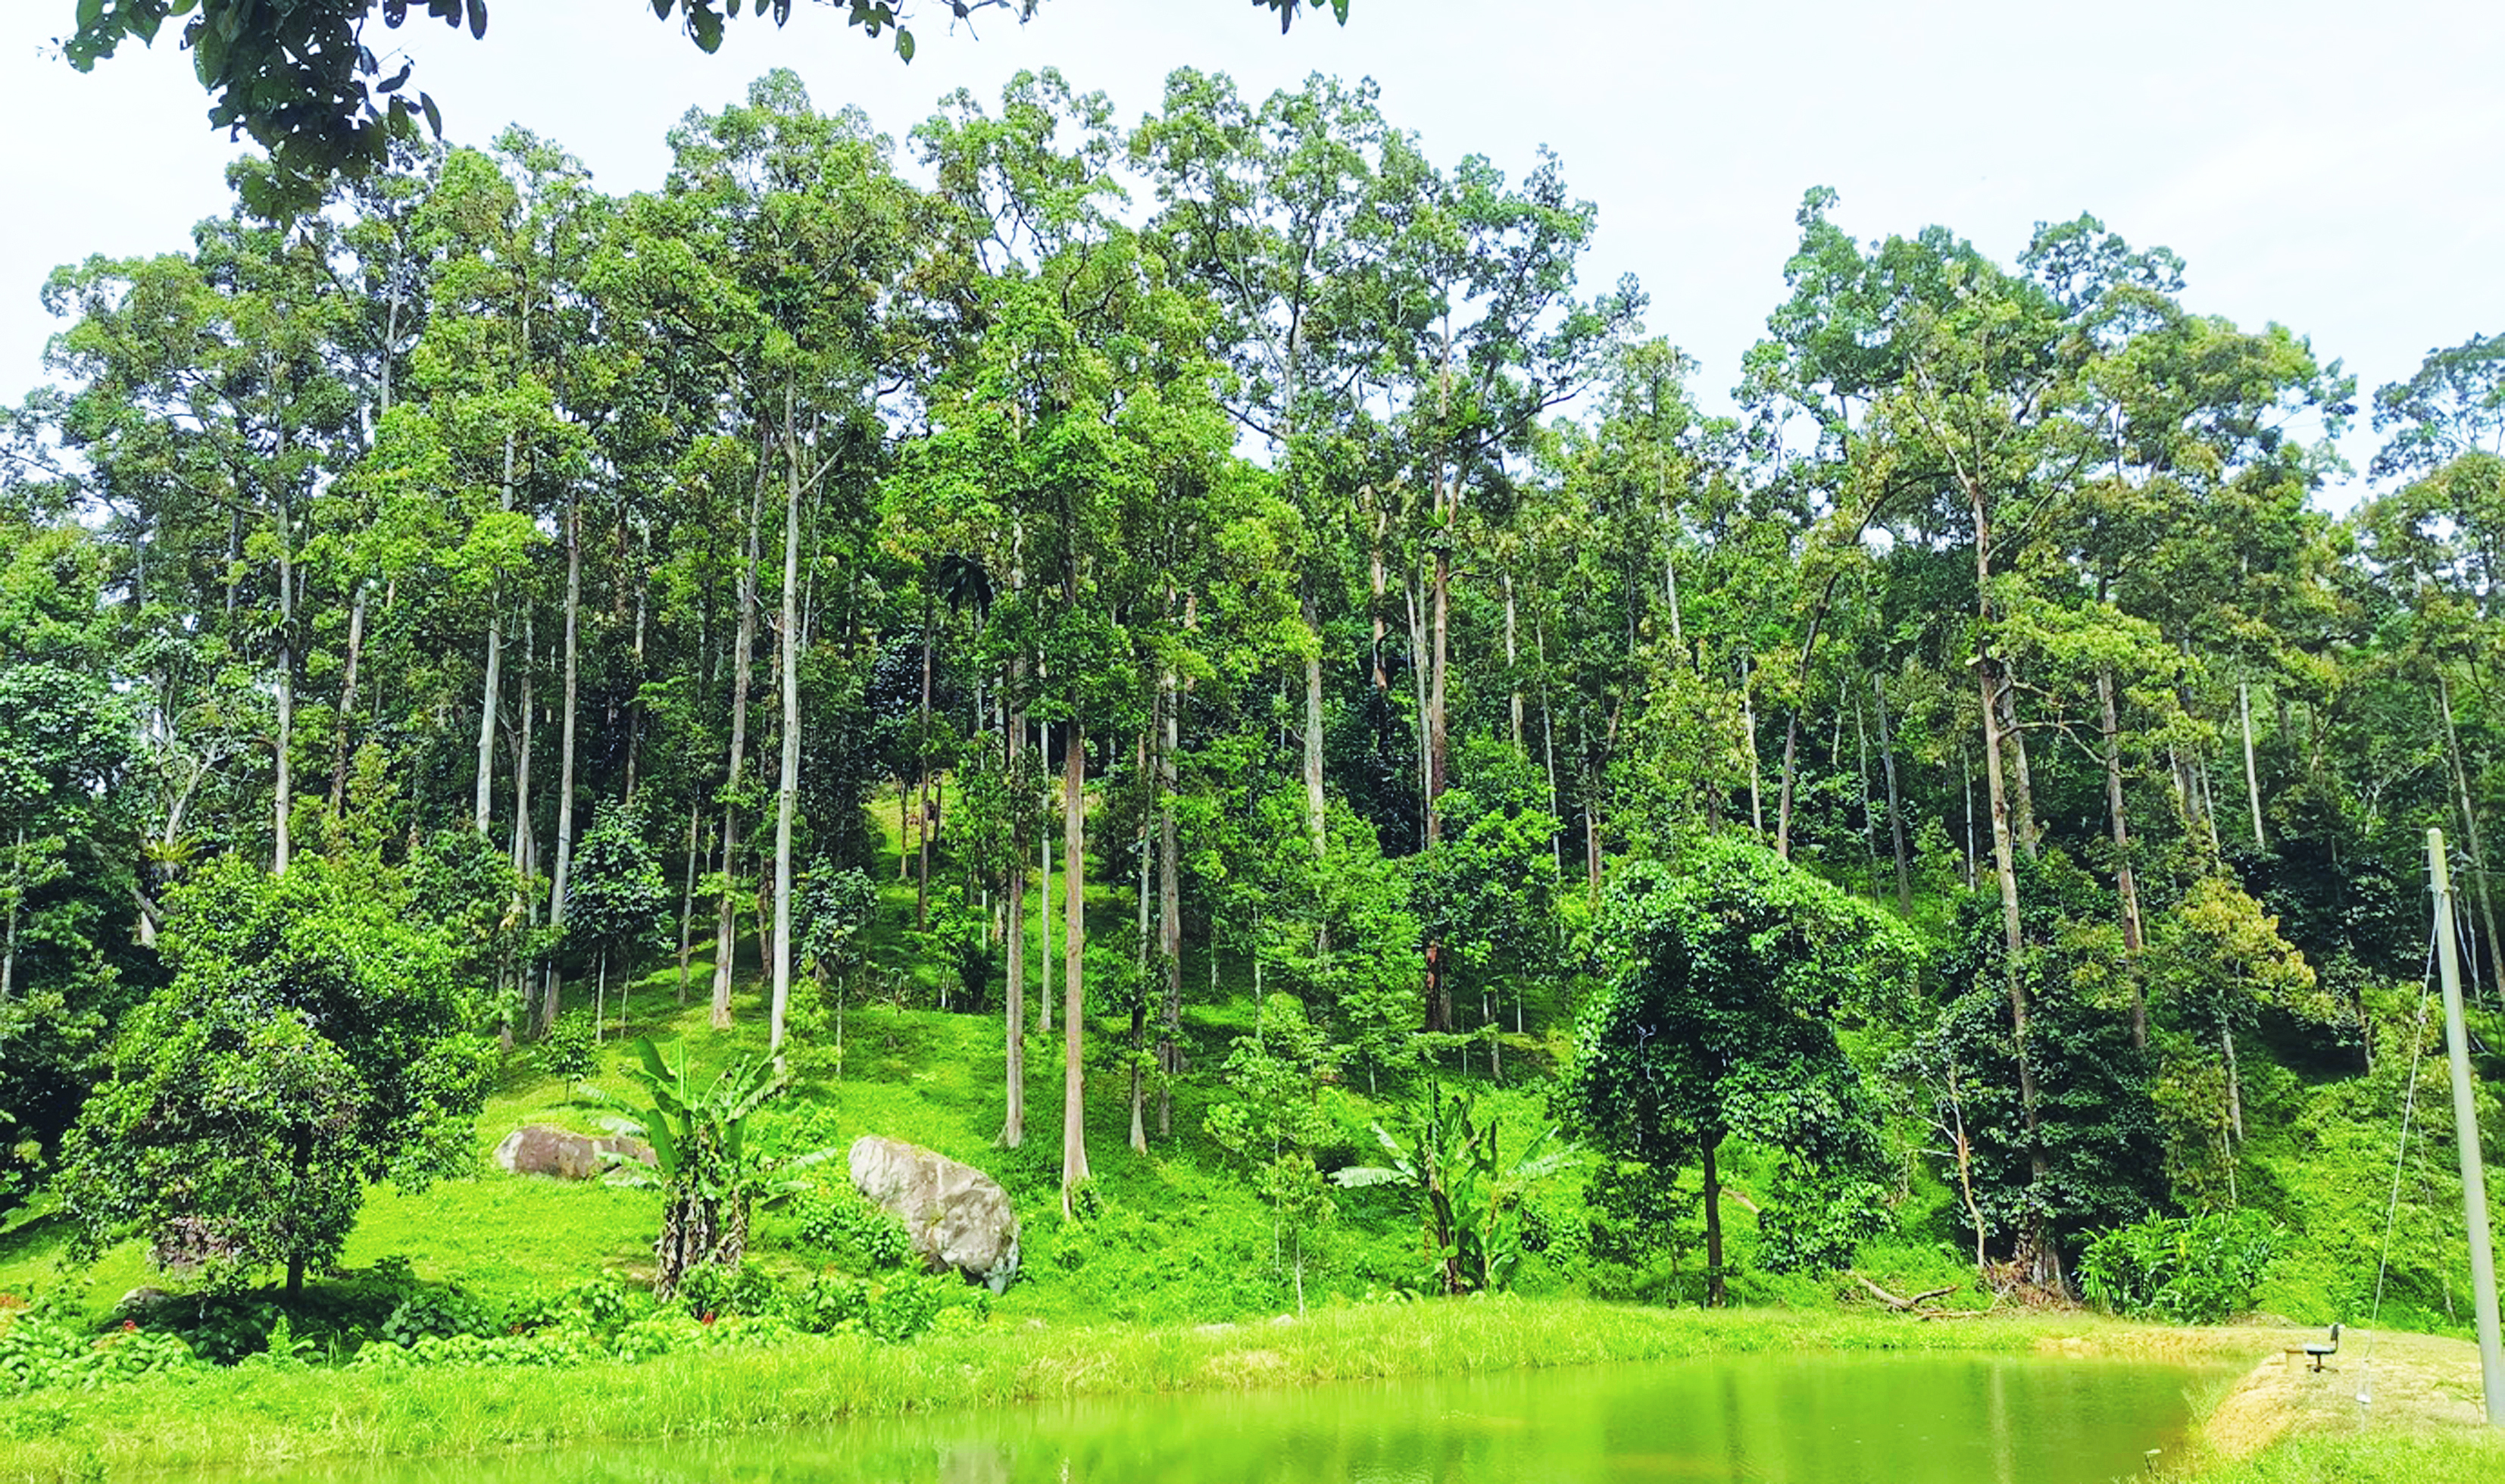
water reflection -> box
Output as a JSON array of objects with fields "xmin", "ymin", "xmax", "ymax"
[{"xmin": 255, "ymin": 1351, "xmax": 2204, "ymax": 1484}]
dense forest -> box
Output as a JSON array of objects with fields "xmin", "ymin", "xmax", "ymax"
[{"xmin": 3, "ymin": 66, "xmax": 2500, "ymax": 1332}]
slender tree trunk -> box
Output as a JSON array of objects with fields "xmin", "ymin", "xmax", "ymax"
[
  {"xmin": 1538, "ymin": 614, "xmax": 1563, "ymax": 875},
  {"xmin": 328, "ymin": 579, "xmax": 367, "ymax": 814},
  {"xmin": 1302, "ymin": 595, "xmax": 1328, "ymax": 859},
  {"xmin": 2098, "ymin": 666, "xmax": 2149, "ymax": 1048},
  {"xmin": 770, "ymin": 392, "xmax": 803, "ymax": 1061},
  {"xmin": 1039, "ymin": 716, "xmax": 1056, "ymax": 1036},
  {"xmin": 2239, "ymin": 680, "xmax": 2266, "ymax": 848},
  {"xmin": 1060, "ymin": 720, "xmax": 1091, "ymax": 1214},
  {"xmin": 1701, "ymin": 1129, "xmax": 1726, "ymax": 1308},
  {"xmin": 2, "ymin": 826, "xmax": 22, "ymax": 1001},
  {"xmin": 623, "ymin": 549, "xmax": 648, "ymax": 806},
  {"xmin": 2222, "ymin": 1023, "xmax": 2244, "ymax": 1143},
  {"xmin": 543, "ymin": 487, "xmax": 583, "ymax": 1033},
  {"xmin": 714, "ymin": 461, "xmax": 763, "ymax": 1029},
  {"xmin": 1967, "ymin": 478, "xmax": 2051, "ymax": 1289},
  {"xmin": 475, "ymin": 433, "xmax": 515, "ymax": 834},
  {"xmin": 1130, "ymin": 733, "xmax": 1151, "ymax": 1154},
  {"xmin": 1158, "ymin": 666, "xmax": 1182, "ymax": 1140},
  {"xmin": 1428, "ymin": 533, "xmax": 1451, "ymax": 845},
  {"xmin": 1872, "ymin": 673, "xmax": 1910, "ymax": 909},
  {"xmin": 1003, "ymin": 686, "xmax": 1027, "ymax": 1149},
  {"xmin": 1741, "ymin": 654, "xmax": 1765, "ymax": 837},
  {"xmin": 677, "ymin": 797, "xmax": 701, "ymax": 1004},
  {"xmin": 917, "ymin": 593, "xmax": 935, "ymax": 930},
  {"xmin": 273, "ymin": 484, "xmax": 295, "ymax": 878},
  {"xmin": 510, "ymin": 610, "xmax": 534, "ymax": 871},
  {"xmin": 1999, "ymin": 661, "xmax": 2040, "ymax": 862},
  {"xmin": 1504, "ymin": 570, "xmax": 1523, "ymax": 749},
  {"xmin": 1407, "ymin": 580, "xmax": 1432, "ymax": 847}
]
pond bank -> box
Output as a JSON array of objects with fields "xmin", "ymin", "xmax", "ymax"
[
  {"xmin": 2168, "ymin": 1325, "xmax": 2505, "ymax": 1482},
  {"xmin": 0, "ymin": 1300, "xmax": 2478, "ymax": 1482}
]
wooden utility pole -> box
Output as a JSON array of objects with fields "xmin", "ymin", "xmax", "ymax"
[{"xmin": 2428, "ymin": 828, "xmax": 2503, "ymax": 1426}]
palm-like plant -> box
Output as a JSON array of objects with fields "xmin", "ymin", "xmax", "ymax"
[
  {"xmin": 1332, "ymin": 1083, "xmax": 1571, "ymax": 1295},
  {"xmin": 604, "ymin": 1038, "xmax": 835, "ymax": 1298}
]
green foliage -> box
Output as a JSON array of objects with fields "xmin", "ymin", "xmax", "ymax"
[
  {"xmin": 1570, "ymin": 840, "xmax": 1915, "ymax": 1292},
  {"xmin": 607, "ymin": 1038, "xmax": 832, "ymax": 1298},
  {"xmin": 0, "ymin": 1306, "xmax": 200, "ymax": 1398},
  {"xmin": 2077, "ymin": 1209, "xmax": 2278, "ymax": 1323},
  {"xmin": 56, "ymin": 855, "xmax": 495, "ymax": 1293},
  {"xmin": 1204, "ymin": 994, "xmax": 1342, "ymax": 1301},
  {"xmin": 1333, "ymin": 1082, "xmax": 1569, "ymax": 1295},
  {"xmin": 537, "ymin": 1012, "xmax": 601, "ymax": 1092},
  {"xmin": 794, "ymin": 1187, "xmax": 914, "ymax": 1273}
]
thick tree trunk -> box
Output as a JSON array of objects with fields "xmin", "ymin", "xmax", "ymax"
[
  {"xmin": 1060, "ymin": 720, "xmax": 1091, "ymax": 1214},
  {"xmin": 543, "ymin": 488, "xmax": 583, "ymax": 1033},
  {"xmin": 714, "ymin": 464, "xmax": 762, "ymax": 1029},
  {"xmin": 1872, "ymin": 673, "xmax": 1910, "ymax": 909},
  {"xmin": 770, "ymin": 394, "xmax": 802, "ymax": 1061},
  {"xmin": 2097, "ymin": 667, "xmax": 2148, "ymax": 1048}
]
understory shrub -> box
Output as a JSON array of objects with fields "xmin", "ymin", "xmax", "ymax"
[
  {"xmin": 2079, "ymin": 1209, "xmax": 2279, "ymax": 1323},
  {"xmin": 795, "ymin": 1187, "xmax": 914, "ymax": 1273},
  {"xmin": 0, "ymin": 1305, "xmax": 199, "ymax": 1397}
]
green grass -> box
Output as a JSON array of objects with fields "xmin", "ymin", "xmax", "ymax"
[
  {"xmin": 2193, "ymin": 1431, "xmax": 2505, "ymax": 1483},
  {"xmin": 0, "ymin": 1302, "xmax": 2230, "ymax": 1481}
]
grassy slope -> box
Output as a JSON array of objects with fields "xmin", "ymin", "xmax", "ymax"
[{"xmin": 5, "ymin": 791, "xmax": 2500, "ymax": 1480}]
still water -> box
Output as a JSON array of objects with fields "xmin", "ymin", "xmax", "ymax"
[{"xmin": 287, "ymin": 1352, "xmax": 2208, "ymax": 1483}]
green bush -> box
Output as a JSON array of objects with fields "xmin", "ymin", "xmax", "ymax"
[
  {"xmin": 538, "ymin": 1012, "xmax": 601, "ymax": 1092},
  {"xmin": 380, "ymin": 1286, "xmax": 502, "ymax": 1347},
  {"xmin": 0, "ymin": 1307, "xmax": 199, "ymax": 1397},
  {"xmin": 794, "ymin": 1188, "xmax": 914, "ymax": 1273},
  {"xmin": 2079, "ymin": 1209, "xmax": 2278, "ymax": 1323}
]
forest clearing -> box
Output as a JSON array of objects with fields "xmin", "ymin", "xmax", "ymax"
[{"xmin": 5, "ymin": 3, "xmax": 2505, "ymax": 1480}]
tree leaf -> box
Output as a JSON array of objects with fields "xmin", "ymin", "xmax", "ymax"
[
  {"xmin": 895, "ymin": 27, "xmax": 914, "ymax": 63},
  {"xmin": 466, "ymin": 0, "xmax": 489, "ymax": 40},
  {"xmin": 419, "ymin": 90, "xmax": 442, "ymax": 139}
]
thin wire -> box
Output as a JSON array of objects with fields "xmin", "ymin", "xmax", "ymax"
[{"xmin": 2362, "ymin": 917, "xmax": 2441, "ymax": 1405}]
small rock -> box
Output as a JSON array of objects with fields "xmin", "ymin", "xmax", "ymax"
[
  {"xmin": 494, "ymin": 1123, "xmax": 653, "ymax": 1180},
  {"xmin": 848, "ymin": 1135, "xmax": 1021, "ymax": 1291}
]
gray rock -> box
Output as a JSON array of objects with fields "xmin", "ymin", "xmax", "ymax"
[
  {"xmin": 847, "ymin": 1135, "xmax": 1021, "ymax": 1292},
  {"xmin": 493, "ymin": 1123, "xmax": 653, "ymax": 1180}
]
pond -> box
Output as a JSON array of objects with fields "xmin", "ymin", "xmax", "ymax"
[{"xmin": 277, "ymin": 1351, "xmax": 2213, "ymax": 1483}]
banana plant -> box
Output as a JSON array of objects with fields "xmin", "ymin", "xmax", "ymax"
[
  {"xmin": 1332, "ymin": 1083, "xmax": 1573, "ymax": 1295},
  {"xmin": 601, "ymin": 1037, "xmax": 836, "ymax": 1298}
]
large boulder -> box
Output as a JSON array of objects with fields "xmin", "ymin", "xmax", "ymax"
[
  {"xmin": 494, "ymin": 1123, "xmax": 653, "ymax": 1180},
  {"xmin": 848, "ymin": 1135, "xmax": 1020, "ymax": 1292}
]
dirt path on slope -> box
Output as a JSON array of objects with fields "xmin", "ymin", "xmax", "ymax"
[{"xmin": 2192, "ymin": 1327, "xmax": 2492, "ymax": 1462}]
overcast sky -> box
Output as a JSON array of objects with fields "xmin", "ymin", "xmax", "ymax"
[{"xmin": 6, "ymin": 1, "xmax": 2498, "ymax": 508}]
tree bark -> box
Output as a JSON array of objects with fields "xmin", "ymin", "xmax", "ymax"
[
  {"xmin": 1039, "ymin": 716, "xmax": 1055, "ymax": 1036},
  {"xmin": 327, "ymin": 579, "xmax": 367, "ymax": 814},
  {"xmin": 2097, "ymin": 666, "xmax": 2148, "ymax": 1048},
  {"xmin": 1872, "ymin": 673, "xmax": 1910, "ymax": 909},
  {"xmin": 273, "ymin": 477, "xmax": 295, "ymax": 878},
  {"xmin": 474, "ymin": 432, "xmax": 515, "ymax": 835},
  {"xmin": 1060, "ymin": 720, "xmax": 1091, "ymax": 1214},
  {"xmin": 509, "ymin": 609, "xmax": 534, "ymax": 873},
  {"xmin": 1158, "ymin": 664, "xmax": 1182, "ymax": 1140},
  {"xmin": 542, "ymin": 485, "xmax": 583, "ymax": 1033},
  {"xmin": 2239, "ymin": 679, "xmax": 2266, "ymax": 848},
  {"xmin": 1701, "ymin": 1128, "xmax": 1726, "ymax": 1308},
  {"xmin": 917, "ymin": 591, "xmax": 935, "ymax": 930},
  {"xmin": 714, "ymin": 455, "xmax": 763, "ymax": 1029},
  {"xmin": 1302, "ymin": 595, "xmax": 1328, "ymax": 860},
  {"xmin": 1741, "ymin": 653, "xmax": 1765, "ymax": 837},
  {"xmin": 770, "ymin": 392, "xmax": 802, "ymax": 1061},
  {"xmin": 1999, "ymin": 660, "xmax": 2040, "ymax": 862},
  {"xmin": 678, "ymin": 795, "xmax": 701, "ymax": 1006},
  {"xmin": 1002, "ymin": 682, "xmax": 1027, "ymax": 1149}
]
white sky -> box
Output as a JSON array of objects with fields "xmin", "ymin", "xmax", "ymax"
[{"xmin": 7, "ymin": 0, "xmax": 2500, "ymax": 508}]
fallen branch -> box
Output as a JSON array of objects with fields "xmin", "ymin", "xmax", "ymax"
[{"xmin": 1846, "ymin": 1270, "xmax": 1958, "ymax": 1311}]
